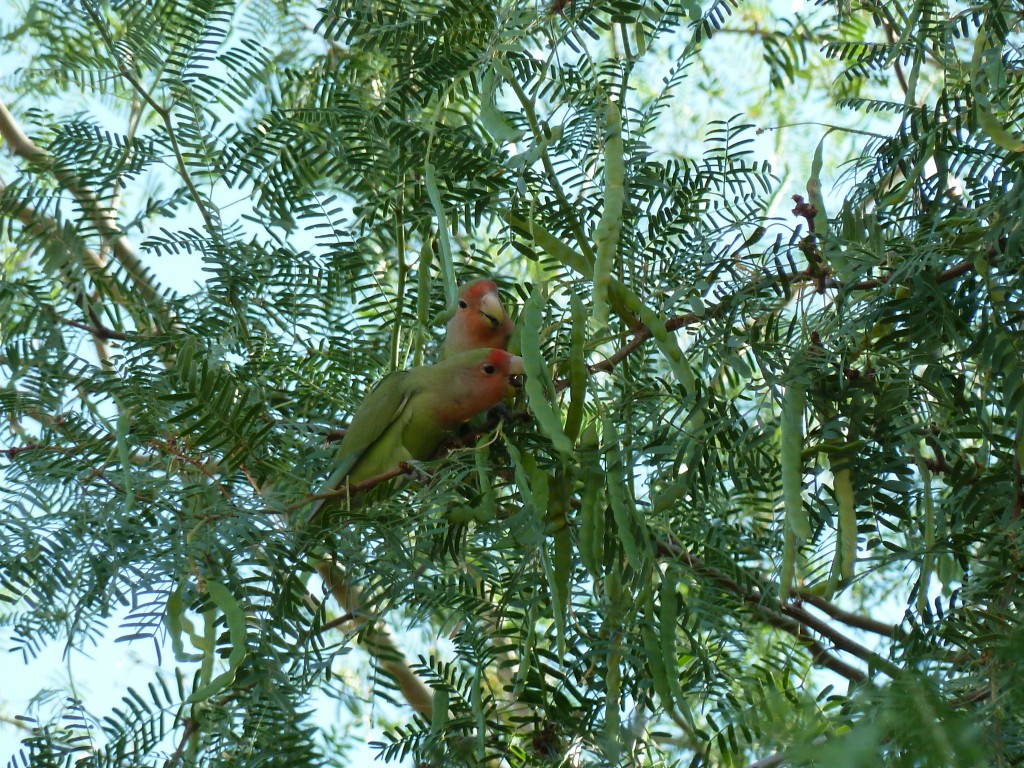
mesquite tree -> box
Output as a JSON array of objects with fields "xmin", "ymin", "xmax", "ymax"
[{"xmin": 1, "ymin": 0, "xmax": 1021, "ymax": 766}]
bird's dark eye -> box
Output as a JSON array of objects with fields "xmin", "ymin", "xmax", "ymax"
[
  {"xmin": 482, "ymin": 364, "xmax": 496, "ymax": 375},
  {"xmin": 458, "ymin": 299, "xmax": 469, "ymax": 309}
]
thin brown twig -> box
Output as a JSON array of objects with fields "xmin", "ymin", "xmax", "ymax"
[
  {"xmin": 315, "ymin": 561, "xmax": 434, "ymax": 718},
  {"xmin": 155, "ymin": 438, "xmax": 232, "ymax": 499},
  {"xmin": 555, "ymin": 252, "xmax": 979, "ymax": 386},
  {"xmin": 882, "ymin": 20, "xmax": 911, "ymax": 96},
  {"xmin": 657, "ymin": 538, "xmax": 871, "ymax": 684},
  {"xmin": 61, "ymin": 318, "xmax": 130, "ymax": 341},
  {"xmin": 0, "ymin": 100, "xmax": 175, "ymax": 336},
  {"xmin": 286, "ymin": 463, "xmax": 419, "ymax": 515},
  {"xmin": 316, "ymin": 612, "xmax": 357, "ymax": 635},
  {"xmin": 743, "ymin": 735, "xmax": 829, "ymax": 768},
  {"xmin": 163, "ymin": 717, "xmax": 200, "ymax": 768},
  {"xmin": 795, "ymin": 590, "xmax": 908, "ymax": 639},
  {"xmin": 754, "ymin": 603, "xmax": 868, "ymax": 683},
  {"xmin": 2, "ymin": 443, "xmax": 54, "ymax": 459},
  {"xmin": 781, "ymin": 601, "xmax": 902, "ymax": 676},
  {"xmin": 951, "ymin": 685, "xmax": 993, "ymax": 708},
  {"xmin": 847, "ymin": 258, "xmax": 975, "ymax": 291},
  {"xmin": 80, "ymin": 4, "xmax": 217, "ymax": 232}
]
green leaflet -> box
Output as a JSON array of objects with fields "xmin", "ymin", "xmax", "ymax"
[
  {"xmin": 660, "ymin": 566, "xmax": 695, "ymax": 729},
  {"xmin": 779, "ymin": 382, "xmax": 807, "ymax": 600},
  {"xmin": 472, "ymin": 439, "xmax": 497, "ymax": 522},
  {"xmin": 543, "ymin": 479, "xmax": 570, "ymax": 660},
  {"xmin": 515, "ymin": 605, "xmax": 535, "ymax": 688},
  {"xmin": 166, "ymin": 583, "xmax": 204, "ymax": 663},
  {"xmin": 592, "ymin": 100, "xmax": 625, "ymax": 328},
  {"xmin": 115, "ymin": 402, "xmax": 134, "ymax": 510},
  {"xmin": 423, "ymin": 162, "xmax": 458, "ymax": 310},
  {"xmin": 564, "ymin": 292, "xmax": 587, "ymax": 443},
  {"xmin": 806, "ymin": 134, "xmax": 854, "ymax": 281},
  {"xmin": 604, "ymin": 649, "xmax": 622, "ymax": 760},
  {"xmin": 603, "ymin": 558, "xmax": 626, "ymax": 761},
  {"xmin": 416, "ymin": 237, "xmax": 433, "ymax": 355},
  {"xmin": 781, "ymin": 385, "xmax": 809, "ymax": 540},
  {"xmin": 577, "ymin": 423, "xmax": 605, "ymax": 580},
  {"xmin": 642, "ymin": 589, "xmax": 673, "ymax": 706},
  {"xmin": 472, "ymin": 664, "xmax": 485, "ymax": 761},
  {"xmin": 780, "ymin": 527, "xmax": 797, "ymax": 601},
  {"xmin": 833, "ymin": 464, "xmax": 857, "ymax": 581},
  {"xmin": 521, "ymin": 287, "xmax": 574, "ymax": 455},
  {"xmin": 971, "ymin": 28, "xmax": 1024, "ymax": 153},
  {"xmin": 553, "ymin": 525, "xmax": 572, "ymax": 628},
  {"xmin": 975, "ymin": 92, "xmax": 1024, "ymax": 153},
  {"xmin": 186, "ymin": 579, "xmax": 248, "ymax": 703},
  {"xmin": 807, "ymin": 135, "xmax": 829, "ymax": 239},
  {"xmin": 1018, "ymin": 415, "xmax": 1024, "ymax": 471},
  {"xmin": 603, "ymin": 415, "xmax": 647, "ymax": 568},
  {"xmin": 479, "ymin": 64, "xmax": 524, "ymax": 144},
  {"xmin": 528, "ymin": 463, "xmax": 569, "ymax": 658},
  {"xmin": 430, "ymin": 687, "xmax": 448, "ymax": 738},
  {"xmin": 578, "ymin": 479, "xmax": 604, "ymax": 579},
  {"xmin": 917, "ymin": 461, "xmax": 935, "ymax": 615}
]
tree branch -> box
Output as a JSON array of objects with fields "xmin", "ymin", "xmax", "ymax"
[
  {"xmin": 0, "ymin": 99, "xmax": 176, "ymax": 333},
  {"xmin": 781, "ymin": 601, "xmax": 902, "ymax": 677},
  {"xmin": 846, "ymin": 258, "xmax": 976, "ymax": 291},
  {"xmin": 162, "ymin": 717, "xmax": 200, "ymax": 768},
  {"xmin": 795, "ymin": 590, "xmax": 908, "ymax": 639},
  {"xmin": 314, "ymin": 561, "xmax": 434, "ymax": 718},
  {"xmin": 286, "ymin": 462, "xmax": 420, "ymax": 516},
  {"xmin": 60, "ymin": 317, "xmax": 130, "ymax": 341},
  {"xmin": 80, "ymin": 3, "xmax": 218, "ymax": 232},
  {"xmin": 743, "ymin": 735, "xmax": 828, "ymax": 768},
  {"xmin": 550, "ymin": 252, "xmax": 979, "ymax": 386},
  {"xmin": 0, "ymin": 178, "xmax": 118, "ymax": 358},
  {"xmin": 657, "ymin": 538, "xmax": 873, "ymax": 684}
]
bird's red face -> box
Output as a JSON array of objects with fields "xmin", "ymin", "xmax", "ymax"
[
  {"xmin": 475, "ymin": 348, "xmax": 525, "ymax": 400},
  {"xmin": 451, "ymin": 280, "xmax": 514, "ymax": 350},
  {"xmin": 444, "ymin": 348, "xmax": 524, "ymax": 425}
]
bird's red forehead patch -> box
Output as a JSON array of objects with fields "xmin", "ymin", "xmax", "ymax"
[
  {"xmin": 464, "ymin": 279, "xmax": 498, "ymax": 300},
  {"xmin": 486, "ymin": 348, "xmax": 509, "ymax": 367}
]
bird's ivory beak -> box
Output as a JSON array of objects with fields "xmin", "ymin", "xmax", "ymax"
[
  {"xmin": 507, "ymin": 355, "xmax": 525, "ymax": 375},
  {"xmin": 479, "ymin": 291, "xmax": 505, "ymax": 328}
]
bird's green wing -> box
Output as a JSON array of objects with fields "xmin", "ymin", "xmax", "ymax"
[
  {"xmin": 304, "ymin": 371, "xmax": 417, "ymax": 524},
  {"xmin": 330, "ymin": 370, "xmax": 416, "ymax": 484}
]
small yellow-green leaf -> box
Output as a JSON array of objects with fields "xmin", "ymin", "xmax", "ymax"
[
  {"xmin": 115, "ymin": 403, "xmax": 134, "ymax": 510},
  {"xmin": 781, "ymin": 385, "xmax": 809, "ymax": 540},
  {"xmin": 833, "ymin": 464, "xmax": 857, "ymax": 580},
  {"xmin": 593, "ymin": 100, "xmax": 625, "ymax": 328},
  {"xmin": 564, "ymin": 293, "xmax": 588, "ymax": 443},
  {"xmin": 186, "ymin": 580, "xmax": 248, "ymax": 703},
  {"xmin": 521, "ymin": 288, "xmax": 574, "ymax": 455},
  {"xmin": 424, "ymin": 162, "xmax": 457, "ymax": 308}
]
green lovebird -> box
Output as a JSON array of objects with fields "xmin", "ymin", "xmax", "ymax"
[
  {"xmin": 308, "ymin": 348, "xmax": 524, "ymax": 520},
  {"xmin": 440, "ymin": 280, "xmax": 515, "ymax": 360}
]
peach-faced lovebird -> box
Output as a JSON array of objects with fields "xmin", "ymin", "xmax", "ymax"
[
  {"xmin": 440, "ymin": 280, "xmax": 515, "ymax": 360},
  {"xmin": 309, "ymin": 348, "xmax": 524, "ymax": 519}
]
